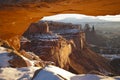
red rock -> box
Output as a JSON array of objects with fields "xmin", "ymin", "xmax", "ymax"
[
  {"xmin": 8, "ymin": 52, "xmax": 32, "ymax": 68},
  {"xmin": 5, "ymin": 35, "xmax": 21, "ymax": 51},
  {"xmin": 20, "ymin": 21, "xmax": 116, "ymax": 75},
  {"xmin": 24, "ymin": 22, "xmax": 50, "ymax": 36}
]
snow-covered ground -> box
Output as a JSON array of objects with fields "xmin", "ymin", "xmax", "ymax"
[
  {"xmin": 0, "ymin": 67, "xmax": 40, "ymax": 80},
  {"xmin": 33, "ymin": 65, "xmax": 75, "ymax": 80},
  {"xmin": 0, "ymin": 46, "xmax": 40, "ymax": 80},
  {"xmin": 102, "ymin": 54, "xmax": 120, "ymax": 60},
  {"xmin": 0, "ymin": 46, "xmax": 120, "ymax": 80},
  {"xmin": 0, "ymin": 65, "xmax": 120, "ymax": 80},
  {"xmin": 0, "ymin": 47, "xmax": 13, "ymax": 67},
  {"xmin": 71, "ymin": 74, "xmax": 120, "ymax": 80},
  {"xmin": 33, "ymin": 65, "xmax": 120, "ymax": 80}
]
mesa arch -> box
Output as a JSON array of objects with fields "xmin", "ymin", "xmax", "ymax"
[
  {"xmin": 0, "ymin": 0, "xmax": 120, "ymax": 74},
  {"xmin": 0, "ymin": 0, "xmax": 120, "ymax": 49}
]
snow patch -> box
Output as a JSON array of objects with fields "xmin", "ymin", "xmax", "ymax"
[
  {"xmin": 0, "ymin": 67, "xmax": 40, "ymax": 80},
  {"xmin": 0, "ymin": 65, "xmax": 120, "ymax": 80},
  {"xmin": 71, "ymin": 74, "xmax": 116, "ymax": 80},
  {"xmin": 21, "ymin": 55, "xmax": 35, "ymax": 67},
  {"xmin": 0, "ymin": 46, "xmax": 7, "ymax": 53},
  {"xmin": 33, "ymin": 65, "xmax": 75, "ymax": 80},
  {"xmin": 102, "ymin": 54, "xmax": 120, "ymax": 60},
  {"xmin": 0, "ymin": 47, "xmax": 13, "ymax": 67},
  {"xmin": 33, "ymin": 65, "xmax": 120, "ymax": 80},
  {"xmin": 29, "ymin": 33, "xmax": 61, "ymax": 41}
]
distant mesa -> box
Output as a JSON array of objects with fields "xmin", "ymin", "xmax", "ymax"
[
  {"xmin": 20, "ymin": 20, "xmax": 116, "ymax": 75},
  {"xmin": 53, "ymin": 17, "xmax": 109, "ymax": 24},
  {"xmin": 24, "ymin": 21, "xmax": 50, "ymax": 35}
]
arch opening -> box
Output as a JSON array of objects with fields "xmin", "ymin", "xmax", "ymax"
[
  {"xmin": 40, "ymin": 13, "xmax": 120, "ymax": 56},
  {"xmin": 20, "ymin": 13, "xmax": 120, "ymax": 74}
]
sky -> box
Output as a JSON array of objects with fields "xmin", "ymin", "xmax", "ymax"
[{"xmin": 42, "ymin": 14, "xmax": 120, "ymax": 21}]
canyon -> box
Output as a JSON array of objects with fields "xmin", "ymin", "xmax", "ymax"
[
  {"xmin": 0, "ymin": 20, "xmax": 120, "ymax": 79},
  {"xmin": 0, "ymin": 0, "xmax": 120, "ymax": 79},
  {"xmin": 20, "ymin": 21, "xmax": 118, "ymax": 75}
]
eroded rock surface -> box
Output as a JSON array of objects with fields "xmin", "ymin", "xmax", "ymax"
[
  {"xmin": 21, "ymin": 22, "xmax": 71, "ymax": 70},
  {"xmin": 20, "ymin": 21, "xmax": 116, "ymax": 75},
  {"xmin": 0, "ymin": 39, "xmax": 51, "ymax": 68}
]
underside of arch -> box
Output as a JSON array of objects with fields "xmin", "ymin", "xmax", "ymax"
[{"xmin": 0, "ymin": 0, "xmax": 120, "ymax": 39}]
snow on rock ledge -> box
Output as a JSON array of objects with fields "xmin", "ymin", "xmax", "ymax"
[
  {"xmin": 33, "ymin": 65, "xmax": 75, "ymax": 80},
  {"xmin": 0, "ymin": 67, "xmax": 40, "ymax": 80},
  {"xmin": 0, "ymin": 64, "xmax": 120, "ymax": 80},
  {"xmin": 33, "ymin": 65, "xmax": 120, "ymax": 80},
  {"xmin": 70, "ymin": 74, "xmax": 120, "ymax": 80},
  {"xmin": 0, "ymin": 46, "xmax": 40, "ymax": 68},
  {"xmin": 0, "ymin": 47, "xmax": 13, "ymax": 67}
]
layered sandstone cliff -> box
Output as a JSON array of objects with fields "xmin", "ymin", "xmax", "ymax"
[
  {"xmin": 20, "ymin": 21, "xmax": 116, "ymax": 75},
  {"xmin": 21, "ymin": 22, "xmax": 71, "ymax": 70},
  {"xmin": 0, "ymin": 39, "xmax": 51, "ymax": 68}
]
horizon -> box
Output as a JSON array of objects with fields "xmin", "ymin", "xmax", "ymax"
[{"xmin": 42, "ymin": 14, "xmax": 120, "ymax": 22}]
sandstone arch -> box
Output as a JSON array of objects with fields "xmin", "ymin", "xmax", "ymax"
[
  {"xmin": 0, "ymin": 0, "xmax": 119, "ymax": 75},
  {"xmin": 0, "ymin": 0, "xmax": 120, "ymax": 40}
]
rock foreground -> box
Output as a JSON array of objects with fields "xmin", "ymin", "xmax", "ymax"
[
  {"xmin": 0, "ymin": 46, "xmax": 119, "ymax": 80},
  {"xmin": 32, "ymin": 65, "xmax": 120, "ymax": 80},
  {"xmin": 0, "ymin": 64, "xmax": 120, "ymax": 80}
]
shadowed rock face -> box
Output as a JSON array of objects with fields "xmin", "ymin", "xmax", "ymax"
[{"xmin": 110, "ymin": 58, "xmax": 120, "ymax": 74}]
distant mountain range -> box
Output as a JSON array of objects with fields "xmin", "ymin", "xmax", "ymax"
[{"xmin": 56, "ymin": 17, "xmax": 109, "ymax": 24}]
